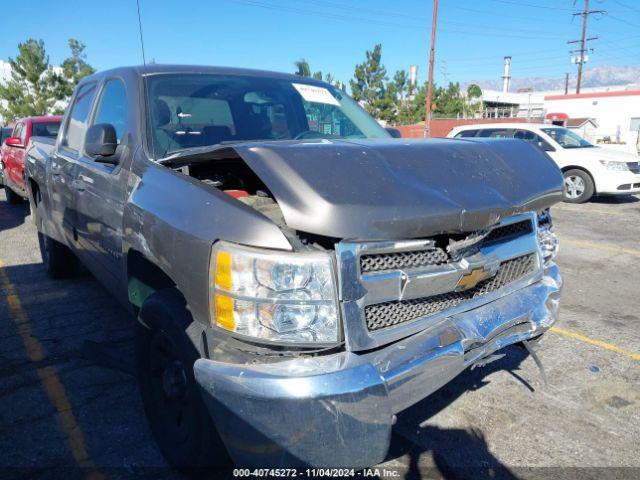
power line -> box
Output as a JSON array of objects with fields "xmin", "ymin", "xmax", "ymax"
[
  {"xmin": 611, "ymin": 0, "xmax": 640, "ymax": 13},
  {"xmin": 221, "ymin": 0, "xmax": 566, "ymax": 40},
  {"xmin": 487, "ymin": 0, "xmax": 573, "ymax": 11}
]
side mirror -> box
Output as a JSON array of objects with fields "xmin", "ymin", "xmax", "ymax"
[
  {"xmin": 85, "ymin": 123, "xmax": 119, "ymax": 163},
  {"xmin": 538, "ymin": 141, "xmax": 555, "ymax": 152},
  {"xmin": 5, "ymin": 137, "xmax": 24, "ymax": 148},
  {"xmin": 385, "ymin": 127, "xmax": 402, "ymax": 138}
]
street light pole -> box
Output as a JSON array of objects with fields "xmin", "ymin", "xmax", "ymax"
[{"xmin": 424, "ymin": 0, "xmax": 439, "ymax": 138}]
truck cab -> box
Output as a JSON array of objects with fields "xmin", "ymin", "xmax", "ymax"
[{"xmin": 1, "ymin": 115, "xmax": 62, "ymax": 203}]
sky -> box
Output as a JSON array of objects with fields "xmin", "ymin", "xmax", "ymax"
[{"xmin": 1, "ymin": 0, "xmax": 639, "ymax": 87}]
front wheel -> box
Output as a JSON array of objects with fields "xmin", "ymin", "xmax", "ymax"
[
  {"xmin": 136, "ymin": 289, "xmax": 230, "ymax": 471},
  {"xmin": 563, "ymin": 169, "xmax": 594, "ymax": 203}
]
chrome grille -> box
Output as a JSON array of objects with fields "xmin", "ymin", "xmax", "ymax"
[
  {"xmin": 360, "ymin": 248, "xmax": 448, "ymax": 273},
  {"xmin": 364, "ymin": 253, "xmax": 536, "ymax": 332},
  {"xmin": 360, "ymin": 219, "xmax": 533, "ymax": 274},
  {"xmin": 627, "ymin": 162, "xmax": 640, "ymax": 174}
]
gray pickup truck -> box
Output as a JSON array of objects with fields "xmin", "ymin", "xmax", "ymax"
[{"xmin": 25, "ymin": 65, "xmax": 564, "ymax": 469}]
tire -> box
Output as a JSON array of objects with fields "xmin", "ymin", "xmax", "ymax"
[
  {"xmin": 35, "ymin": 206, "xmax": 78, "ymax": 278},
  {"xmin": 136, "ymin": 289, "xmax": 230, "ymax": 471},
  {"xmin": 4, "ymin": 183, "xmax": 22, "ymax": 204},
  {"xmin": 563, "ymin": 169, "xmax": 594, "ymax": 203}
]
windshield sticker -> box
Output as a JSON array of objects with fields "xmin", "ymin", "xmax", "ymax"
[{"xmin": 292, "ymin": 83, "xmax": 340, "ymax": 106}]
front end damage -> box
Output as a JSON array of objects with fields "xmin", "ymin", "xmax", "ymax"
[
  {"xmin": 164, "ymin": 138, "xmax": 564, "ymax": 467},
  {"xmin": 194, "ymin": 261, "xmax": 561, "ymax": 467}
]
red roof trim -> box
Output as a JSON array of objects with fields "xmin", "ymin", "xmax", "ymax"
[
  {"xmin": 545, "ymin": 90, "xmax": 640, "ymax": 101},
  {"xmin": 546, "ymin": 112, "xmax": 568, "ymax": 120}
]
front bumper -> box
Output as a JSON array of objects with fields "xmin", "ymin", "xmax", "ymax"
[
  {"xmin": 596, "ymin": 170, "xmax": 640, "ymax": 195},
  {"xmin": 195, "ymin": 264, "xmax": 562, "ymax": 468}
]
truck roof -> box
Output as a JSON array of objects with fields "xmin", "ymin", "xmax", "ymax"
[
  {"xmin": 29, "ymin": 115, "xmax": 63, "ymax": 123},
  {"xmin": 82, "ymin": 64, "xmax": 324, "ymax": 84}
]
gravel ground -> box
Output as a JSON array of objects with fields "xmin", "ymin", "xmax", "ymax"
[{"xmin": 0, "ymin": 190, "xmax": 638, "ymax": 480}]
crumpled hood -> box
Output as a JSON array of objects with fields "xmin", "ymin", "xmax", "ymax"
[{"xmin": 229, "ymin": 138, "xmax": 564, "ymax": 239}]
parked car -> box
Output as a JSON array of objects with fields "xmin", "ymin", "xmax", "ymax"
[
  {"xmin": 0, "ymin": 127, "xmax": 14, "ymax": 186},
  {"xmin": 25, "ymin": 65, "xmax": 563, "ymax": 469},
  {"xmin": 1, "ymin": 116, "xmax": 62, "ymax": 203},
  {"xmin": 448, "ymin": 123, "xmax": 640, "ymax": 203}
]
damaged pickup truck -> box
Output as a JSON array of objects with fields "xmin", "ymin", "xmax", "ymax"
[{"xmin": 25, "ymin": 65, "xmax": 564, "ymax": 469}]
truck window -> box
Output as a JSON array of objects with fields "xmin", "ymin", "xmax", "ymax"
[
  {"xmin": 454, "ymin": 129, "xmax": 478, "ymax": 138},
  {"xmin": 93, "ymin": 79, "xmax": 127, "ymax": 142},
  {"xmin": 62, "ymin": 83, "xmax": 98, "ymax": 153},
  {"xmin": 146, "ymin": 74, "xmax": 389, "ymax": 158},
  {"xmin": 477, "ymin": 128, "xmax": 515, "ymax": 138},
  {"xmin": 32, "ymin": 122, "xmax": 60, "ymax": 138},
  {"xmin": 13, "ymin": 123, "xmax": 24, "ymax": 142}
]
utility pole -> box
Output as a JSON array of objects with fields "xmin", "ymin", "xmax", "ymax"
[
  {"xmin": 564, "ymin": 73, "xmax": 569, "ymax": 94},
  {"xmin": 424, "ymin": 0, "xmax": 439, "ymax": 138},
  {"xmin": 568, "ymin": 0, "xmax": 605, "ymax": 94}
]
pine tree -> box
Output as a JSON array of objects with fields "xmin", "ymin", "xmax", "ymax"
[
  {"xmin": 54, "ymin": 39, "xmax": 95, "ymax": 100},
  {"xmin": 0, "ymin": 39, "xmax": 59, "ymax": 121},
  {"xmin": 349, "ymin": 44, "xmax": 387, "ymax": 118}
]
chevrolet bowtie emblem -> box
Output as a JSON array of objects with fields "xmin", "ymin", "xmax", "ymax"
[{"xmin": 456, "ymin": 267, "xmax": 490, "ymax": 291}]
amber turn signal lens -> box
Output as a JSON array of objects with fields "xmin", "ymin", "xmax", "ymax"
[
  {"xmin": 214, "ymin": 294, "xmax": 235, "ymax": 331},
  {"xmin": 215, "ymin": 250, "xmax": 232, "ymax": 290}
]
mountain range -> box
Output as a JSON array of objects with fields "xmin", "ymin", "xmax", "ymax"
[{"xmin": 465, "ymin": 64, "xmax": 640, "ymax": 92}]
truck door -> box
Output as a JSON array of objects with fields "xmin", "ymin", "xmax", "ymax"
[
  {"xmin": 50, "ymin": 82, "xmax": 98, "ymax": 246},
  {"xmin": 5, "ymin": 122, "xmax": 25, "ymax": 186},
  {"xmin": 73, "ymin": 78, "xmax": 130, "ymax": 295}
]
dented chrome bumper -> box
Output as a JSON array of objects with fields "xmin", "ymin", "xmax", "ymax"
[{"xmin": 194, "ymin": 263, "xmax": 562, "ymax": 468}]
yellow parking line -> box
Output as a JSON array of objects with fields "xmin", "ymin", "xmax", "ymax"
[
  {"xmin": 0, "ymin": 260, "xmax": 105, "ymax": 479},
  {"xmin": 559, "ymin": 236, "xmax": 640, "ymax": 258},
  {"xmin": 550, "ymin": 326, "xmax": 640, "ymax": 361}
]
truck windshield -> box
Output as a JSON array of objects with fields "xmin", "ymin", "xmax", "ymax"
[
  {"xmin": 540, "ymin": 127, "xmax": 594, "ymax": 149},
  {"xmin": 145, "ymin": 73, "xmax": 389, "ymax": 158}
]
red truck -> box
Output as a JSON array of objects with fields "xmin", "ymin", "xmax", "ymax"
[{"xmin": 1, "ymin": 116, "xmax": 62, "ymax": 203}]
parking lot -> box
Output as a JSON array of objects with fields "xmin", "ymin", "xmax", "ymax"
[{"xmin": 0, "ymin": 190, "xmax": 638, "ymax": 479}]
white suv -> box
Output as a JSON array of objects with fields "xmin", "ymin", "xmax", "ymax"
[{"xmin": 448, "ymin": 123, "xmax": 640, "ymax": 203}]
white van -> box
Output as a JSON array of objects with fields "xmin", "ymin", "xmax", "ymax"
[{"xmin": 448, "ymin": 123, "xmax": 640, "ymax": 203}]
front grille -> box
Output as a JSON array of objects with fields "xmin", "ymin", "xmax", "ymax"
[
  {"xmin": 360, "ymin": 248, "xmax": 448, "ymax": 273},
  {"xmin": 360, "ymin": 220, "xmax": 533, "ymax": 273},
  {"xmin": 483, "ymin": 220, "xmax": 533, "ymax": 244},
  {"xmin": 364, "ymin": 254, "xmax": 536, "ymax": 331},
  {"xmin": 627, "ymin": 162, "xmax": 640, "ymax": 174}
]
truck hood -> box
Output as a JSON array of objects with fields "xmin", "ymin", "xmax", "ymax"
[{"xmin": 168, "ymin": 138, "xmax": 564, "ymax": 239}]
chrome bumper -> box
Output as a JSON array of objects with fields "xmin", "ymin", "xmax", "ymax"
[{"xmin": 194, "ymin": 263, "xmax": 562, "ymax": 468}]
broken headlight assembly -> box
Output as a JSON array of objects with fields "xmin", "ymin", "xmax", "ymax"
[
  {"xmin": 537, "ymin": 210, "xmax": 559, "ymax": 264},
  {"xmin": 209, "ymin": 241, "xmax": 339, "ymax": 345}
]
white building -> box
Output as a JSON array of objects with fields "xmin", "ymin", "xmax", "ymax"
[
  {"xmin": 544, "ymin": 90, "xmax": 640, "ymax": 154},
  {"xmin": 476, "ymin": 83, "xmax": 640, "ymax": 155}
]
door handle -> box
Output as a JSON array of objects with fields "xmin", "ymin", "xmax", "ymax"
[{"xmin": 71, "ymin": 179, "xmax": 86, "ymax": 192}]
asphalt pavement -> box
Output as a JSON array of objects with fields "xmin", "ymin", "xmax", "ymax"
[{"xmin": 0, "ymin": 190, "xmax": 638, "ymax": 479}]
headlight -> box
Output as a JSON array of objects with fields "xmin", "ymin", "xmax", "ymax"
[
  {"xmin": 210, "ymin": 241, "xmax": 339, "ymax": 345},
  {"xmin": 537, "ymin": 211, "xmax": 558, "ymax": 264},
  {"xmin": 599, "ymin": 160, "xmax": 629, "ymax": 171}
]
